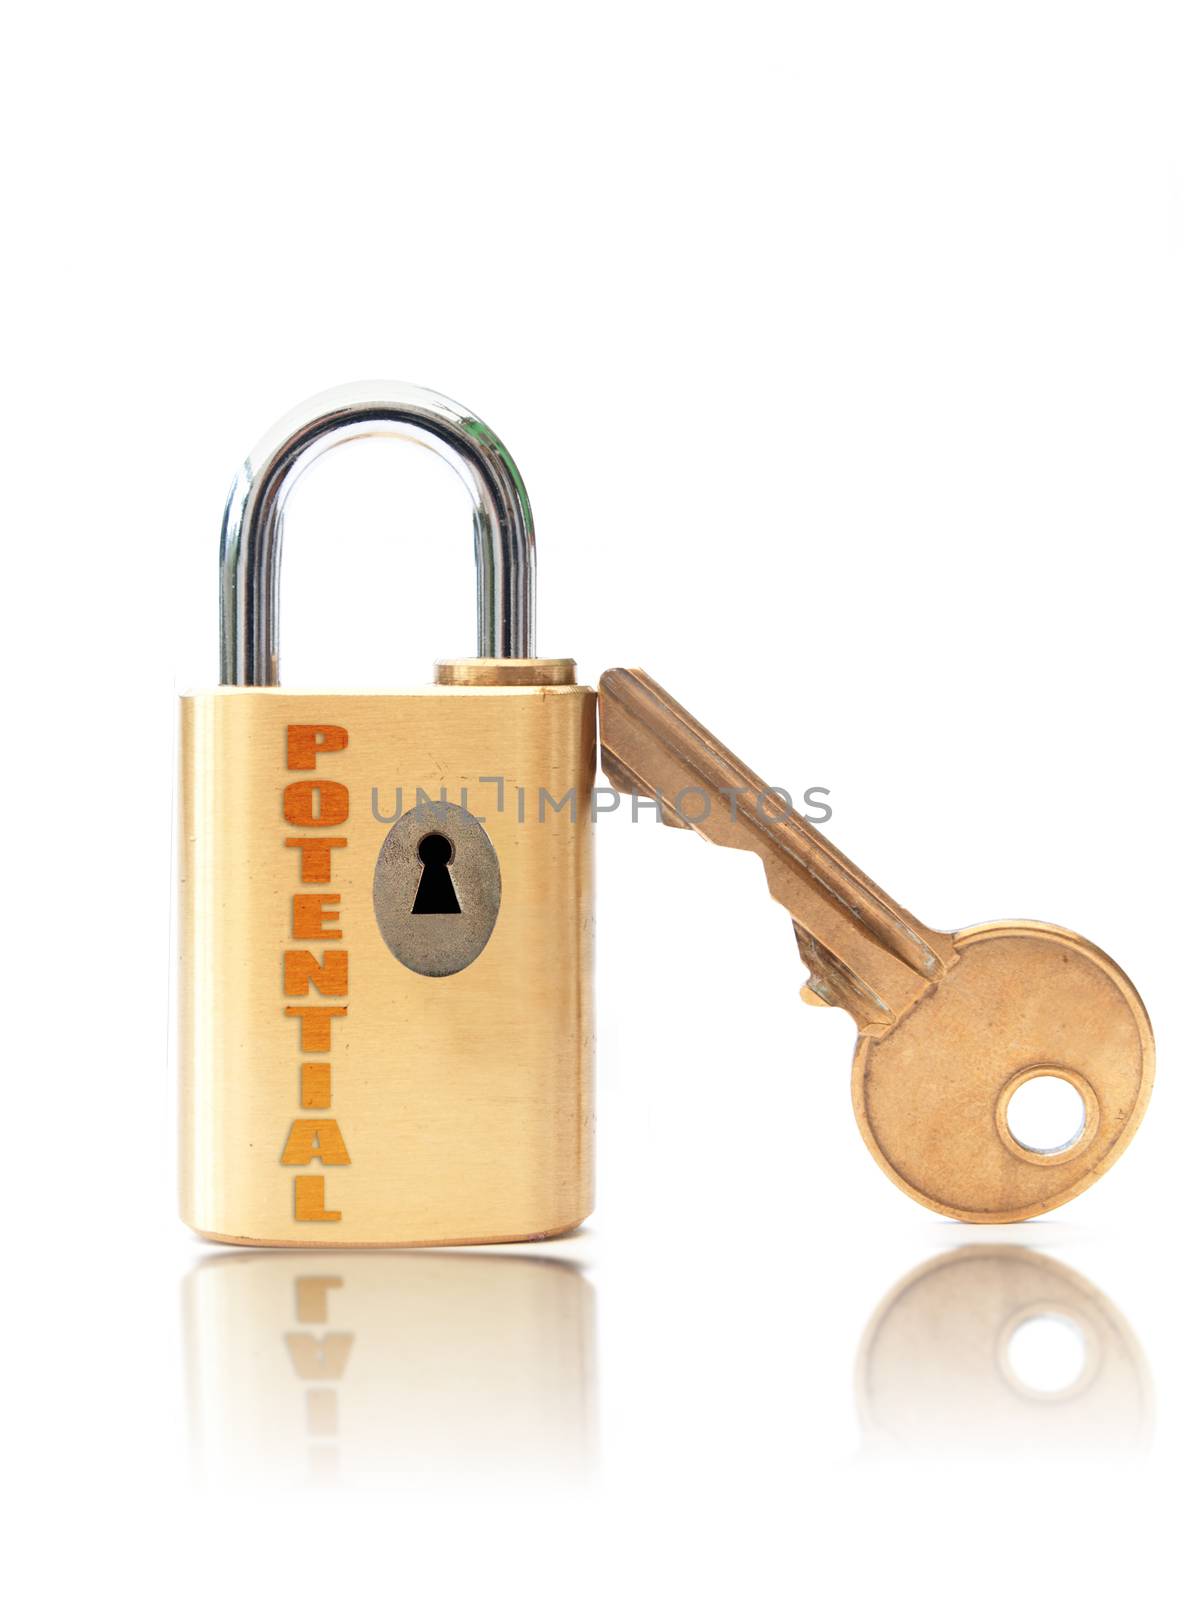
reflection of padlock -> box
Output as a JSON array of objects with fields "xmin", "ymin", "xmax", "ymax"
[
  {"xmin": 183, "ymin": 1252, "xmax": 596, "ymax": 1485},
  {"xmin": 179, "ymin": 383, "xmax": 595, "ymax": 1246}
]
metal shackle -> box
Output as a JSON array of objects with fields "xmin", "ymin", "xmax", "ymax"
[{"xmin": 219, "ymin": 381, "xmax": 537, "ymax": 685}]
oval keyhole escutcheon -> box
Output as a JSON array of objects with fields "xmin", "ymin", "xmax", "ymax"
[{"xmin": 374, "ymin": 800, "xmax": 501, "ymax": 976}]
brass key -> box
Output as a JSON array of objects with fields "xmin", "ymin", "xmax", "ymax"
[{"xmin": 599, "ymin": 669, "xmax": 1153, "ymax": 1222}]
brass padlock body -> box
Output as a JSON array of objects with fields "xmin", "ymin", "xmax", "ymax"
[{"xmin": 180, "ymin": 683, "xmax": 595, "ymax": 1246}]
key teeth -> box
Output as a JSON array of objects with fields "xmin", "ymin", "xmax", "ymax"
[
  {"xmin": 599, "ymin": 749, "xmax": 637, "ymax": 798},
  {"xmin": 600, "ymin": 665, "xmax": 944, "ymax": 1029},
  {"xmin": 600, "ymin": 746, "xmax": 691, "ymax": 829},
  {"xmin": 793, "ymin": 924, "xmax": 894, "ymax": 1032}
]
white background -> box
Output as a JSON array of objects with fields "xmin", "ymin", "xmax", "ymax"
[{"xmin": 4, "ymin": 2, "xmax": 1193, "ymax": 1594}]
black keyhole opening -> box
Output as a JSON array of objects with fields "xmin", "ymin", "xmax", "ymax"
[{"xmin": 412, "ymin": 832, "xmax": 461, "ymax": 915}]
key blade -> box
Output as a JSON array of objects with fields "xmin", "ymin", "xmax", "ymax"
[{"xmin": 599, "ymin": 669, "xmax": 956, "ymax": 1033}]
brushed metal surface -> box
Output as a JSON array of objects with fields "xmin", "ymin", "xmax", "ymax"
[{"xmin": 179, "ymin": 683, "xmax": 595, "ymax": 1246}]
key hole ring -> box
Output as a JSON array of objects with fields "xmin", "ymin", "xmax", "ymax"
[{"xmin": 995, "ymin": 1065, "xmax": 1101, "ymax": 1166}]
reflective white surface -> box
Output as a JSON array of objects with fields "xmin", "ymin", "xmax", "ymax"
[
  {"xmin": 856, "ymin": 1245, "xmax": 1151, "ymax": 1456},
  {"xmin": 8, "ymin": 1216, "xmax": 1187, "ymax": 1597},
  {"xmin": 179, "ymin": 1239, "xmax": 1152, "ymax": 1489},
  {"xmin": 183, "ymin": 1250, "xmax": 597, "ymax": 1487}
]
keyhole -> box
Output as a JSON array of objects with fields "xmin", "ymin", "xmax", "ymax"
[{"xmin": 411, "ymin": 833, "xmax": 461, "ymax": 915}]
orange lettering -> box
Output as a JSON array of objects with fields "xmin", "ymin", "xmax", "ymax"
[
  {"xmin": 282, "ymin": 1119, "xmax": 351, "ymax": 1166},
  {"xmin": 293, "ymin": 893, "xmax": 341, "ymax": 939},
  {"xmin": 284, "ymin": 949, "xmax": 348, "ymax": 996},
  {"xmin": 285, "ymin": 837, "xmax": 347, "ymax": 882},
  {"xmin": 300, "ymin": 1062, "xmax": 332, "ymax": 1109},
  {"xmin": 294, "ymin": 1176, "xmax": 343, "ymax": 1222},
  {"xmin": 284, "ymin": 1006, "xmax": 348, "ymax": 1052},
  {"xmin": 287, "ymin": 725, "xmax": 349, "ymax": 770},
  {"xmin": 283, "ymin": 728, "xmax": 351, "ymax": 1224},
  {"xmin": 284, "ymin": 781, "xmax": 350, "ymax": 828}
]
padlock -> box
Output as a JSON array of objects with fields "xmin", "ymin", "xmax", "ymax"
[{"xmin": 179, "ymin": 382, "xmax": 595, "ymax": 1246}]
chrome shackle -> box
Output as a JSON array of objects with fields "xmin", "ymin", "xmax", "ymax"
[{"xmin": 218, "ymin": 380, "xmax": 537, "ymax": 684}]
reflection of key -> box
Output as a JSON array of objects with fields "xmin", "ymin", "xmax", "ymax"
[{"xmin": 599, "ymin": 669, "xmax": 1154, "ymax": 1223}]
